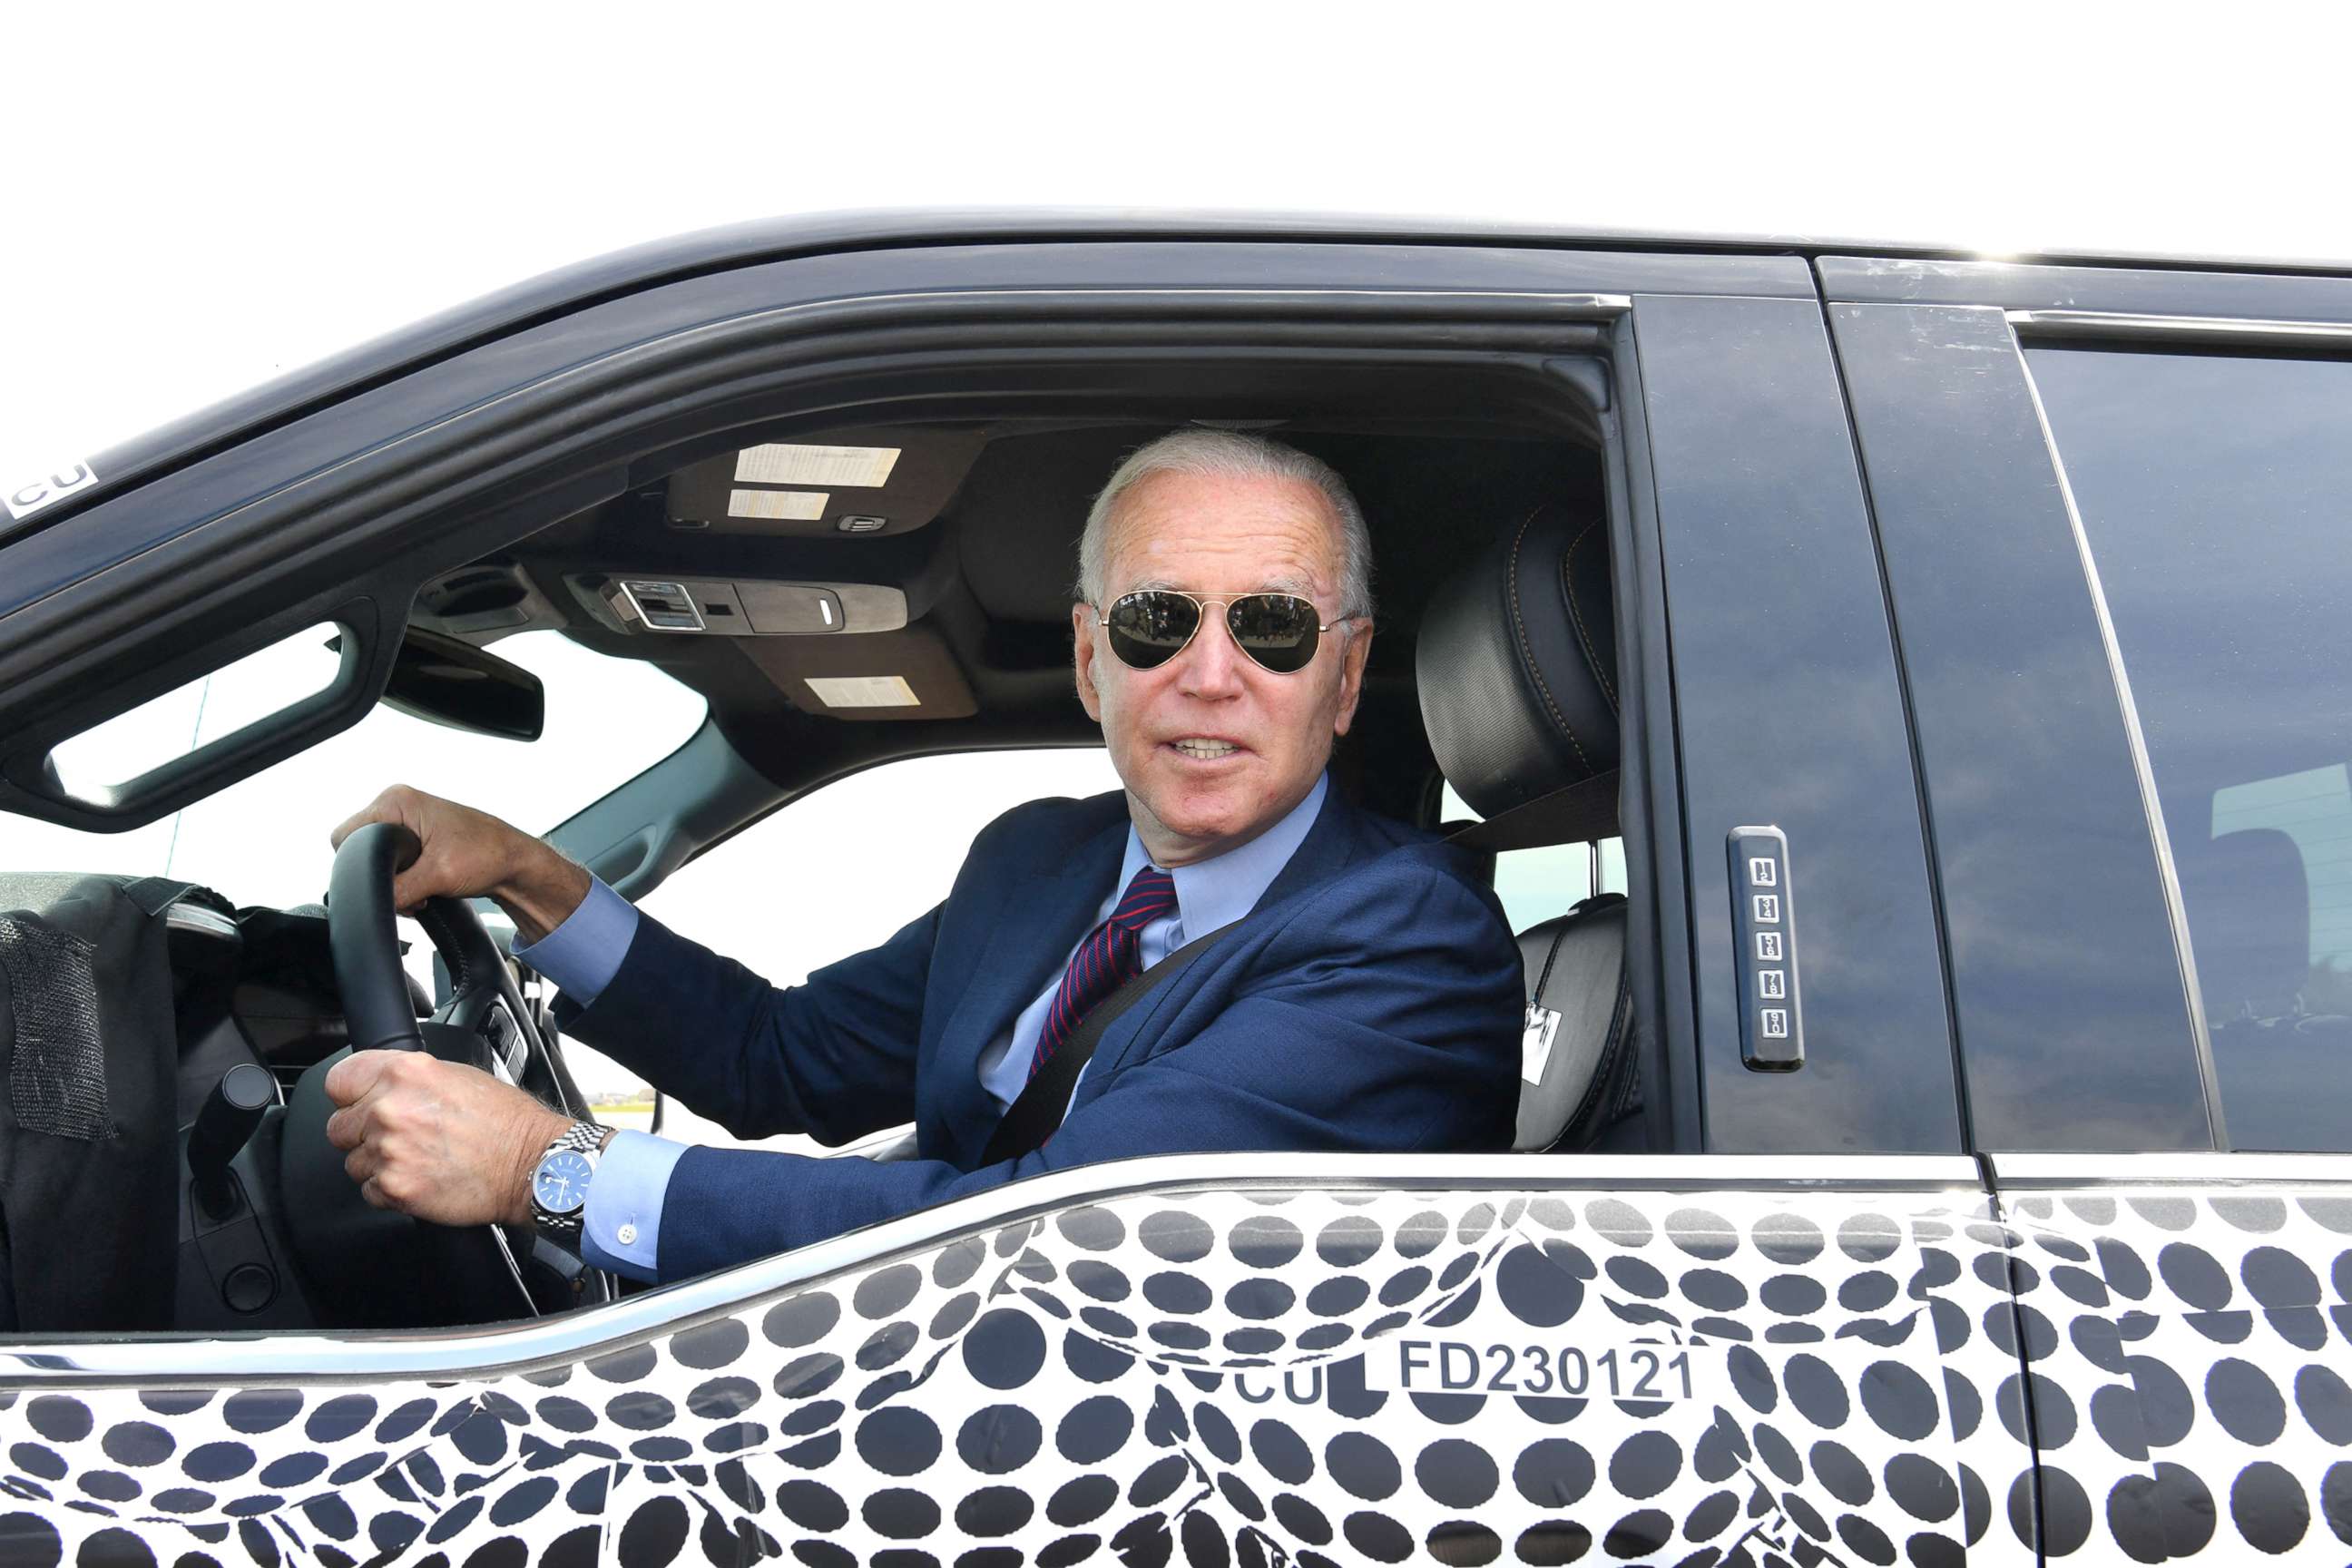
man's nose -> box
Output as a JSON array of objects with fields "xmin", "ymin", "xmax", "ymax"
[{"xmin": 1174, "ymin": 605, "xmax": 1249, "ymax": 698}]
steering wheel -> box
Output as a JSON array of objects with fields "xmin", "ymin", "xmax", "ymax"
[{"xmin": 277, "ymin": 822, "xmax": 608, "ymax": 1327}]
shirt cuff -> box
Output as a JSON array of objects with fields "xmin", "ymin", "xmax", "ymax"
[
  {"xmin": 512, "ymin": 876, "xmax": 639, "ymax": 1006},
  {"xmin": 581, "ymin": 1130, "xmax": 690, "ymax": 1282}
]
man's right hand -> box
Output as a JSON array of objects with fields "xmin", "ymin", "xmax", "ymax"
[{"xmin": 329, "ymin": 785, "xmax": 592, "ymax": 944}]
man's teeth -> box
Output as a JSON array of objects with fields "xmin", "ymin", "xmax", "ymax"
[{"xmin": 1173, "ymin": 740, "xmax": 1238, "ymax": 759}]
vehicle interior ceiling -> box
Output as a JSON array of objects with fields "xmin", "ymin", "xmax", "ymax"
[{"xmin": 419, "ymin": 385, "xmax": 1613, "ymax": 855}]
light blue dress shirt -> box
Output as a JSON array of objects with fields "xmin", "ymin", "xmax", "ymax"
[{"xmin": 518, "ymin": 774, "xmax": 1328, "ymax": 1280}]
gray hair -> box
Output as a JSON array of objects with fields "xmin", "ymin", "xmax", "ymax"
[{"xmin": 1076, "ymin": 429, "xmax": 1376, "ymax": 622}]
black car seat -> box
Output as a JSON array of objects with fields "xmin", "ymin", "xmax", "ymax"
[{"xmin": 1417, "ymin": 503, "xmax": 1637, "ymax": 1152}]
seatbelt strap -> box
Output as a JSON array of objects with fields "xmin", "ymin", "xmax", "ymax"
[
  {"xmin": 1447, "ymin": 769, "xmax": 1619, "ymax": 852},
  {"xmin": 981, "ymin": 922, "xmax": 1233, "ymax": 1165}
]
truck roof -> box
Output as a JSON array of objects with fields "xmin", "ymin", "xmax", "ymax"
[{"xmin": 17, "ymin": 208, "xmax": 2350, "ymax": 543}]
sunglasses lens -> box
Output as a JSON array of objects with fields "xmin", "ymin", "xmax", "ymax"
[
  {"xmin": 1103, "ymin": 592, "xmax": 1200, "ymax": 669},
  {"xmin": 1227, "ymin": 594, "xmax": 1322, "ymax": 672}
]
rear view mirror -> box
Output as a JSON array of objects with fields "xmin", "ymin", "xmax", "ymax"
[{"xmin": 373, "ymin": 628, "xmax": 544, "ymax": 742}]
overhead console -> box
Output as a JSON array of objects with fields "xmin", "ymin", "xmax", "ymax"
[
  {"xmin": 522, "ymin": 425, "xmax": 995, "ymax": 720},
  {"xmin": 566, "ymin": 424, "xmax": 982, "ymax": 639},
  {"xmin": 565, "ymin": 572, "xmax": 973, "ymax": 719},
  {"xmin": 591, "ymin": 575, "xmax": 907, "ymax": 636}
]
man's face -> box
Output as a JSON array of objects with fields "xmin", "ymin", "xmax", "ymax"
[{"xmin": 1073, "ymin": 468, "xmax": 1372, "ymax": 867}]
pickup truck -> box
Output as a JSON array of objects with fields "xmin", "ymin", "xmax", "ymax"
[{"xmin": 0, "ymin": 214, "xmax": 2345, "ymax": 1565}]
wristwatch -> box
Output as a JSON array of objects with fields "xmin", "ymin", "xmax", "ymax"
[{"xmin": 528, "ymin": 1121, "xmax": 612, "ymax": 1240}]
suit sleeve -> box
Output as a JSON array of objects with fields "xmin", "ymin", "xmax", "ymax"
[
  {"xmin": 554, "ymin": 897, "xmax": 945, "ymax": 1147},
  {"xmin": 647, "ymin": 856, "xmax": 1524, "ymax": 1282}
]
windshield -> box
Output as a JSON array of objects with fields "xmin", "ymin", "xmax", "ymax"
[{"xmin": 0, "ymin": 631, "xmax": 706, "ymax": 911}]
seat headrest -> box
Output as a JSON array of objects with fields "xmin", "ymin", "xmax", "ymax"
[{"xmin": 1416, "ymin": 503, "xmax": 1619, "ymax": 820}]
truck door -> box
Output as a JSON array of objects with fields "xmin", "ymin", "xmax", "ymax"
[
  {"xmin": 0, "ymin": 230, "xmax": 2020, "ymax": 1564},
  {"xmin": 1828, "ymin": 254, "xmax": 2352, "ymax": 1561}
]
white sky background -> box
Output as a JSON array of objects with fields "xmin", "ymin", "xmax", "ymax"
[
  {"xmin": 1, "ymin": 3, "xmax": 2347, "ymax": 1103},
  {"xmin": 4, "ymin": 0, "xmax": 2349, "ymax": 480}
]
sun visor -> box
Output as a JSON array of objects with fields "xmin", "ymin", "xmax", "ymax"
[
  {"xmin": 664, "ymin": 428, "xmax": 985, "ymax": 539},
  {"xmin": 735, "ymin": 627, "xmax": 977, "ymax": 720}
]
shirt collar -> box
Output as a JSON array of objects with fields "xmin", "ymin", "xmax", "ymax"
[{"xmin": 1115, "ymin": 771, "xmax": 1330, "ymax": 938}]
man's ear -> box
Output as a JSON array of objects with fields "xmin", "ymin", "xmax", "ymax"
[
  {"xmin": 1330, "ymin": 623, "xmax": 1374, "ymax": 738},
  {"xmin": 1072, "ymin": 603, "xmax": 1103, "ymax": 720}
]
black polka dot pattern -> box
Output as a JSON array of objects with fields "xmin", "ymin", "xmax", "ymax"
[
  {"xmin": 5, "ymin": 1180, "xmax": 2345, "ymax": 1559},
  {"xmin": 1990, "ymin": 1181, "xmax": 2352, "ymax": 1563}
]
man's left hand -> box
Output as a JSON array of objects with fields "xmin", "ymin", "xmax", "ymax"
[{"xmin": 323, "ymin": 1050, "xmax": 573, "ymax": 1228}]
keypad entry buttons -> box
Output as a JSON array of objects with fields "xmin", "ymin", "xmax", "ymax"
[{"xmin": 1729, "ymin": 827, "xmax": 1803, "ymax": 1071}]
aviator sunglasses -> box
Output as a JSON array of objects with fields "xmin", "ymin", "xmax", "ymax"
[{"xmin": 1095, "ymin": 590, "xmax": 1356, "ymax": 674}]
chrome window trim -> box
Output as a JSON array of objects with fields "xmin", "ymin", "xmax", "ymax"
[
  {"xmin": 2007, "ymin": 309, "xmax": 2352, "ymax": 346},
  {"xmin": 2007, "ymin": 332, "xmax": 2228, "ymax": 1150},
  {"xmin": 1988, "ymin": 1151, "xmax": 2352, "ymax": 1186},
  {"xmin": 0, "ymin": 1152, "xmax": 1978, "ymax": 1385}
]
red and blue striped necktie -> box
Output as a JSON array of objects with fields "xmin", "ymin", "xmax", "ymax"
[{"xmin": 1028, "ymin": 865, "xmax": 1179, "ymax": 1080}]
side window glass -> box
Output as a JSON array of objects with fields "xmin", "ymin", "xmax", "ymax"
[
  {"xmin": 586, "ymin": 749, "xmax": 1123, "ymax": 1150},
  {"xmin": 2027, "ymin": 346, "xmax": 2352, "ymax": 1151},
  {"xmin": 1439, "ymin": 781, "xmax": 1622, "ymax": 933}
]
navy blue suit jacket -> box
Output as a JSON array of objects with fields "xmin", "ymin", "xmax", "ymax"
[{"xmin": 564, "ymin": 786, "xmax": 1524, "ymax": 1280}]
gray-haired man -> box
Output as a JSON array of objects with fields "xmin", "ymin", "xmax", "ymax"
[{"xmin": 325, "ymin": 430, "xmax": 1524, "ymax": 1282}]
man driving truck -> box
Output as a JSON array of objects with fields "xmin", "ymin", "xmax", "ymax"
[{"xmin": 325, "ymin": 429, "xmax": 1524, "ymax": 1282}]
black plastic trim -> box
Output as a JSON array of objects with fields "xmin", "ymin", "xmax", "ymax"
[
  {"xmin": 1594, "ymin": 322, "xmax": 1696, "ymax": 1157},
  {"xmin": 0, "ymin": 598, "xmax": 391, "ymax": 830}
]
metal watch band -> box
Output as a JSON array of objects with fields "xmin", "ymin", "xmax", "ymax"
[
  {"xmin": 530, "ymin": 1120, "xmax": 609, "ymax": 1238},
  {"xmin": 548, "ymin": 1121, "xmax": 609, "ymax": 1158}
]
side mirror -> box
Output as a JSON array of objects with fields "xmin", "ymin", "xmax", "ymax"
[{"xmin": 368, "ymin": 627, "xmax": 544, "ymax": 741}]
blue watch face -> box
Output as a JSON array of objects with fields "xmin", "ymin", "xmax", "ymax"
[{"xmin": 534, "ymin": 1150, "xmax": 593, "ymax": 1215}]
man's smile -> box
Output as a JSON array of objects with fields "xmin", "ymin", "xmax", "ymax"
[{"xmin": 1166, "ymin": 737, "xmax": 1248, "ymax": 762}]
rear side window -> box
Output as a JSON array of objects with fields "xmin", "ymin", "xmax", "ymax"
[{"xmin": 2028, "ymin": 346, "xmax": 2352, "ymax": 1150}]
